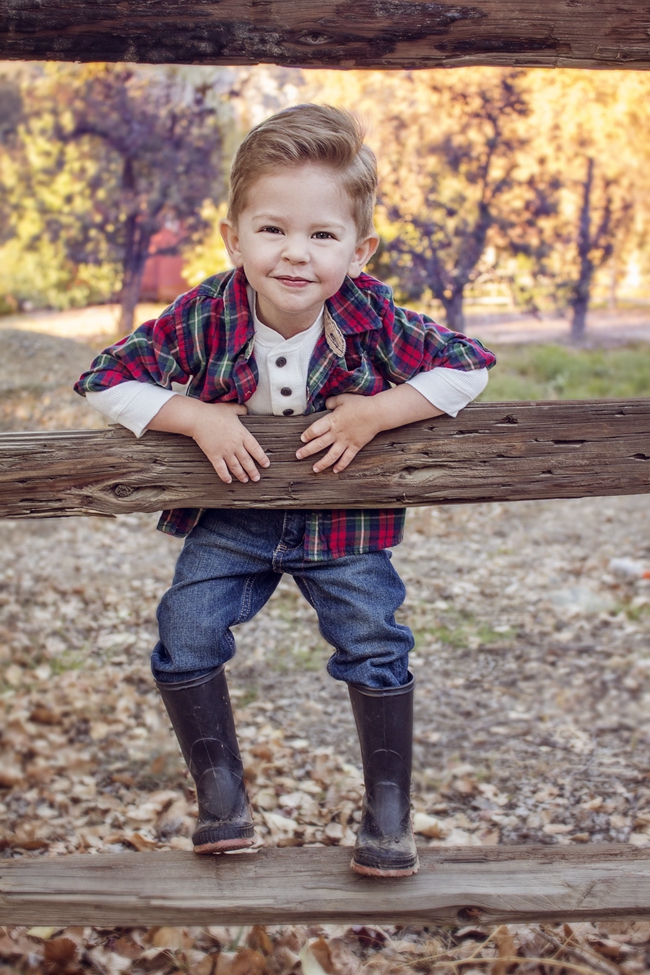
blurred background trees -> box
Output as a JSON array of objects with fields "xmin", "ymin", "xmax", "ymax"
[
  {"xmin": 0, "ymin": 64, "xmax": 230, "ymax": 332},
  {"xmin": 301, "ymin": 67, "xmax": 650, "ymax": 336},
  {"xmin": 0, "ymin": 63, "xmax": 649, "ymax": 339},
  {"xmin": 363, "ymin": 69, "xmax": 537, "ymax": 331}
]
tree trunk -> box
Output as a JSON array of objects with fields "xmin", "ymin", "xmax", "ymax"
[
  {"xmin": 571, "ymin": 157, "xmax": 594, "ymax": 344},
  {"xmin": 608, "ymin": 259, "xmax": 618, "ymax": 311},
  {"xmin": 571, "ymin": 296, "xmax": 589, "ymax": 342},
  {"xmin": 442, "ymin": 291, "xmax": 465, "ymax": 332},
  {"xmin": 118, "ymin": 155, "xmax": 151, "ymax": 336},
  {"xmin": 119, "ymin": 252, "xmax": 148, "ymax": 335}
]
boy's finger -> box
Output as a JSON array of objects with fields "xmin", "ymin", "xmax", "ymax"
[
  {"xmin": 300, "ymin": 417, "xmax": 331, "ymax": 443},
  {"xmin": 236, "ymin": 449, "xmax": 261, "ymax": 483},
  {"xmin": 324, "ymin": 395, "xmax": 345, "ymax": 410},
  {"xmin": 296, "ymin": 432, "xmax": 334, "ymax": 459},
  {"xmin": 244, "ymin": 434, "xmax": 271, "ymax": 468},
  {"xmin": 227, "ymin": 456, "xmax": 250, "ymax": 484},
  {"xmin": 312, "ymin": 442, "xmax": 344, "ymax": 473},
  {"xmin": 212, "ymin": 458, "xmax": 233, "ymax": 485},
  {"xmin": 333, "ymin": 445, "xmax": 359, "ymax": 473}
]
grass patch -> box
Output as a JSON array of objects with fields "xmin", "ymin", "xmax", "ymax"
[
  {"xmin": 48, "ymin": 650, "xmax": 84, "ymax": 674},
  {"xmin": 410, "ymin": 606, "xmax": 515, "ymax": 652},
  {"xmin": 479, "ymin": 343, "xmax": 650, "ymax": 402}
]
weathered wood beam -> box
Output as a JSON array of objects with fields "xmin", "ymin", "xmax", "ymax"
[
  {"xmin": 2, "ymin": 846, "xmax": 650, "ymax": 926},
  {"xmin": 0, "ymin": 400, "xmax": 648, "ymax": 520},
  {"xmin": 1, "ymin": 0, "xmax": 649, "ymax": 70}
]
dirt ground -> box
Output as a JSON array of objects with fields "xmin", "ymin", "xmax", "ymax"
[
  {"xmin": 1, "ymin": 322, "xmax": 650, "ymax": 974},
  {"xmin": 2, "ymin": 302, "xmax": 650, "ymax": 349}
]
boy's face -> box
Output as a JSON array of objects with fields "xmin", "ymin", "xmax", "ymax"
[{"xmin": 220, "ymin": 164, "xmax": 378, "ymax": 337}]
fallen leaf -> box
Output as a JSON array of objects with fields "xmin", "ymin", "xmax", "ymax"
[
  {"xmin": 309, "ymin": 937, "xmax": 335, "ymax": 975},
  {"xmin": 413, "ymin": 812, "xmax": 445, "ymax": 839},
  {"xmin": 588, "ymin": 938, "xmax": 623, "ymax": 961},
  {"xmin": 144, "ymin": 927, "xmax": 194, "ymax": 950},
  {"xmin": 124, "ymin": 831, "xmax": 158, "ymax": 851},
  {"xmin": 194, "ymin": 954, "xmax": 217, "ymax": 975},
  {"xmin": 232, "ymin": 948, "xmax": 267, "ymax": 975},
  {"xmin": 299, "ymin": 943, "xmax": 329, "ymax": 975},
  {"xmin": 247, "ymin": 927, "xmax": 273, "ymax": 957},
  {"xmin": 273, "ymin": 945, "xmax": 300, "ymax": 974},
  {"xmin": 43, "ymin": 937, "xmax": 79, "ymax": 973},
  {"xmin": 349, "ymin": 928, "xmax": 387, "ymax": 950},
  {"xmin": 216, "ymin": 952, "xmax": 237, "ymax": 975},
  {"xmin": 112, "ymin": 936, "xmax": 144, "ymax": 960},
  {"xmin": 88, "ymin": 946, "xmax": 132, "ymax": 975},
  {"xmin": 27, "ymin": 927, "xmax": 60, "ymax": 941},
  {"xmin": 0, "ymin": 935, "xmax": 21, "ymax": 959},
  {"xmin": 0, "ymin": 765, "xmax": 24, "ymax": 788}
]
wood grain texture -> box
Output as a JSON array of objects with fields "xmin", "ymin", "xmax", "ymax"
[
  {"xmin": 2, "ymin": 846, "xmax": 650, "ymax": 926},
  {"xmin": 0, "ymin": 400, "xmax": 648, "ymax": 520},
  {"xmin": 0, "ymin": 0, "xmax": 649, "ymax": 69}
]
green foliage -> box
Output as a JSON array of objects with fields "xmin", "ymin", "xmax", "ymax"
[
  {"xmin": 0, "ymin": 64, "xmax": 231, "ymax": 324},
  {"xmin": 181, "ymin": 200, "xmax": 233, "ymax": 287},
  {"xmin": 479, "ymin": 342, "xmax": 650, "ymax": 402}
]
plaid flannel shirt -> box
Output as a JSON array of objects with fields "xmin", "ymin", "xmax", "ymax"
[{"xmin": 75, "ymin": 267, "xmax": 495, "ymax": 560}]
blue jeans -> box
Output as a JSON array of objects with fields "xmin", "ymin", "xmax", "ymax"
[{"xmin": 152, "ymin": 509, "xmax": 413, "ymax": 688}]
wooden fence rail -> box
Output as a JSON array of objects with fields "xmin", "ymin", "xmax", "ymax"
[
  {"xmin": 0, "ymin": 399, "xmax": 648, "ymax": 520},
  {"xmin": 2, "ymin": 846, "xmax": 650, "ymax": 927},
  {"xmin": 1, "ymin": 0, "xmax": 649, "ymax": 70}
]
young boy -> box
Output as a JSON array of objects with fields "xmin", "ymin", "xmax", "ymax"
[{"xmin": 75, "ymin": 104, "xmax": 496, "ymax": 878}]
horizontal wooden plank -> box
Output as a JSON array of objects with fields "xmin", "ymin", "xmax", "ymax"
[
  {"xmin": 0, "ymin": 0, "xmax": 649, "ymax": 69},
  {"xmin": 0, "ymin": 400, "xmax": 648, "ymax": 520},
  {"xmin": 2, "ymin": 846, "xmax": 650, "ymax": 926}
]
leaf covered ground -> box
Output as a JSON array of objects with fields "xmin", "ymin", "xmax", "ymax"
[{"xmin": 1, "ymin": 329, "xmax": 650, "ymax": 973}]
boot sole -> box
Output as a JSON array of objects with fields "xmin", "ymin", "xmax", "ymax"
[
  {"xmin": 351, "ymin": 856, "xmax": 420, "ymax": 877},
  {"xmin": 194, "ymin": 836, "xmax": 255, "ymax": 854}
]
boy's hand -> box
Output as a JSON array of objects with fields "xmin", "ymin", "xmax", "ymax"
[
  {"xmin": 296, "ymin": 385, "xmax": 445, "ymax": 474},
  {"xmin": 147, "ymin": 397, "xmax": 269, "ymax": 484},
  {"xmin": 192, "ymin": 402, "xmax": 270, "ymax": 484},
  {"xmin": 296, "ymin": 394, "xmax": 382, "ymax": 473}
]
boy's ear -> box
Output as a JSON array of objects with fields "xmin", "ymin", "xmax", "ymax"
[
  {"xmin": 348, "ymin": 232, "xmax": 380, "ymax": 278},
  {"xmin": 219, "ymin": 218, "xmax": 244, "ymax": 268}
]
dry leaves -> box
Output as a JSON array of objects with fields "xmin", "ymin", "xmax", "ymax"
[{"xmin": 3, "ymin": 921, "xmax": 648, "ymax": 975}]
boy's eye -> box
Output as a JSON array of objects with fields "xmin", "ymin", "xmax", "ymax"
[
  {"xmin": 260, "ymin": 225, "xmax": 283, "ymax": 235},
  {"xmin": 312, "ymin": 231, "xmax": 336, "ymax": 240}
]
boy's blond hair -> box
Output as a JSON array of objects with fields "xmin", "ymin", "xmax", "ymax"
[{"xmin": 228, "ymin": 104, "xmax": 377, "ymax": 239}]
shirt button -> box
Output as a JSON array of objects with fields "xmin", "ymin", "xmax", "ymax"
[
  {"xmin": 283, "ymin": 408, "xmax": 294, "ymax": 416},
  {"xmin": 275, "ymin": 356, "xmax": 287, "ymax": 367},
  {"xmin": 280, "ymin": 387, "xmax": 292, "ymax": 397}
]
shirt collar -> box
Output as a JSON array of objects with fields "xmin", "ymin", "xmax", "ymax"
[
  {"xmin": 216, "ymin": 267, "xmax": 388, "ymax": 359},
  {"xmin": 326, "ymin": 273, "xmax": 387, "ymax": 335}
]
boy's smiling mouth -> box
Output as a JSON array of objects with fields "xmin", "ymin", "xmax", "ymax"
[{"xmin": 274, "ymin": 275, "xmax": 314, "ymax": 286}]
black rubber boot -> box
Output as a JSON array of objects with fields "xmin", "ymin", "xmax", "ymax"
[
  {"xmin": 155, "ymin": 665, "xmax": 254, "ymax": 854},
  {"xmin": 348, "ymin": 674, "xmax": 419, "ymax": 877}
]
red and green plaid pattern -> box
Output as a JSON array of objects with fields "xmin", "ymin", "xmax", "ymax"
[{"xmin": 75, "ymin": 267, "xmax": 495, "ymax": 559}]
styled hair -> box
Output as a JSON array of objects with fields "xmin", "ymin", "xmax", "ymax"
[{"xmin": 227, "ymin": 104, "xmax": 377, "ymax": 238}]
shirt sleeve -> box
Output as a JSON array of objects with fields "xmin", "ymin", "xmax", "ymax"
[
  {"xmin": 86, "ymin": 381, "xmax": 177, "ymax": 438},
  {"xmin": 73, "ymin": 286, "xmax": 219, "ymax": 397},
  {"xmin": 406, "ymin": 366, "xmax": 488, "ymax": 416}
]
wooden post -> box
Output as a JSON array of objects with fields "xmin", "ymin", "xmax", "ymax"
[
  {"xmin": 0, "ymin": 400, "xmax": 647, "ymax": 520},
  {"xmin": 0, "ymin": 0, "xmax": 649, "ymax": 69},
  {"xmin": 1, "ymin": 846, "xmax": 650, "ymax": 927}
]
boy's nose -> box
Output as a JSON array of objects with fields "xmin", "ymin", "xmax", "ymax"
[{"xmin": 281, "ymin": 235, "xmax": 310, "ymax": 263}]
